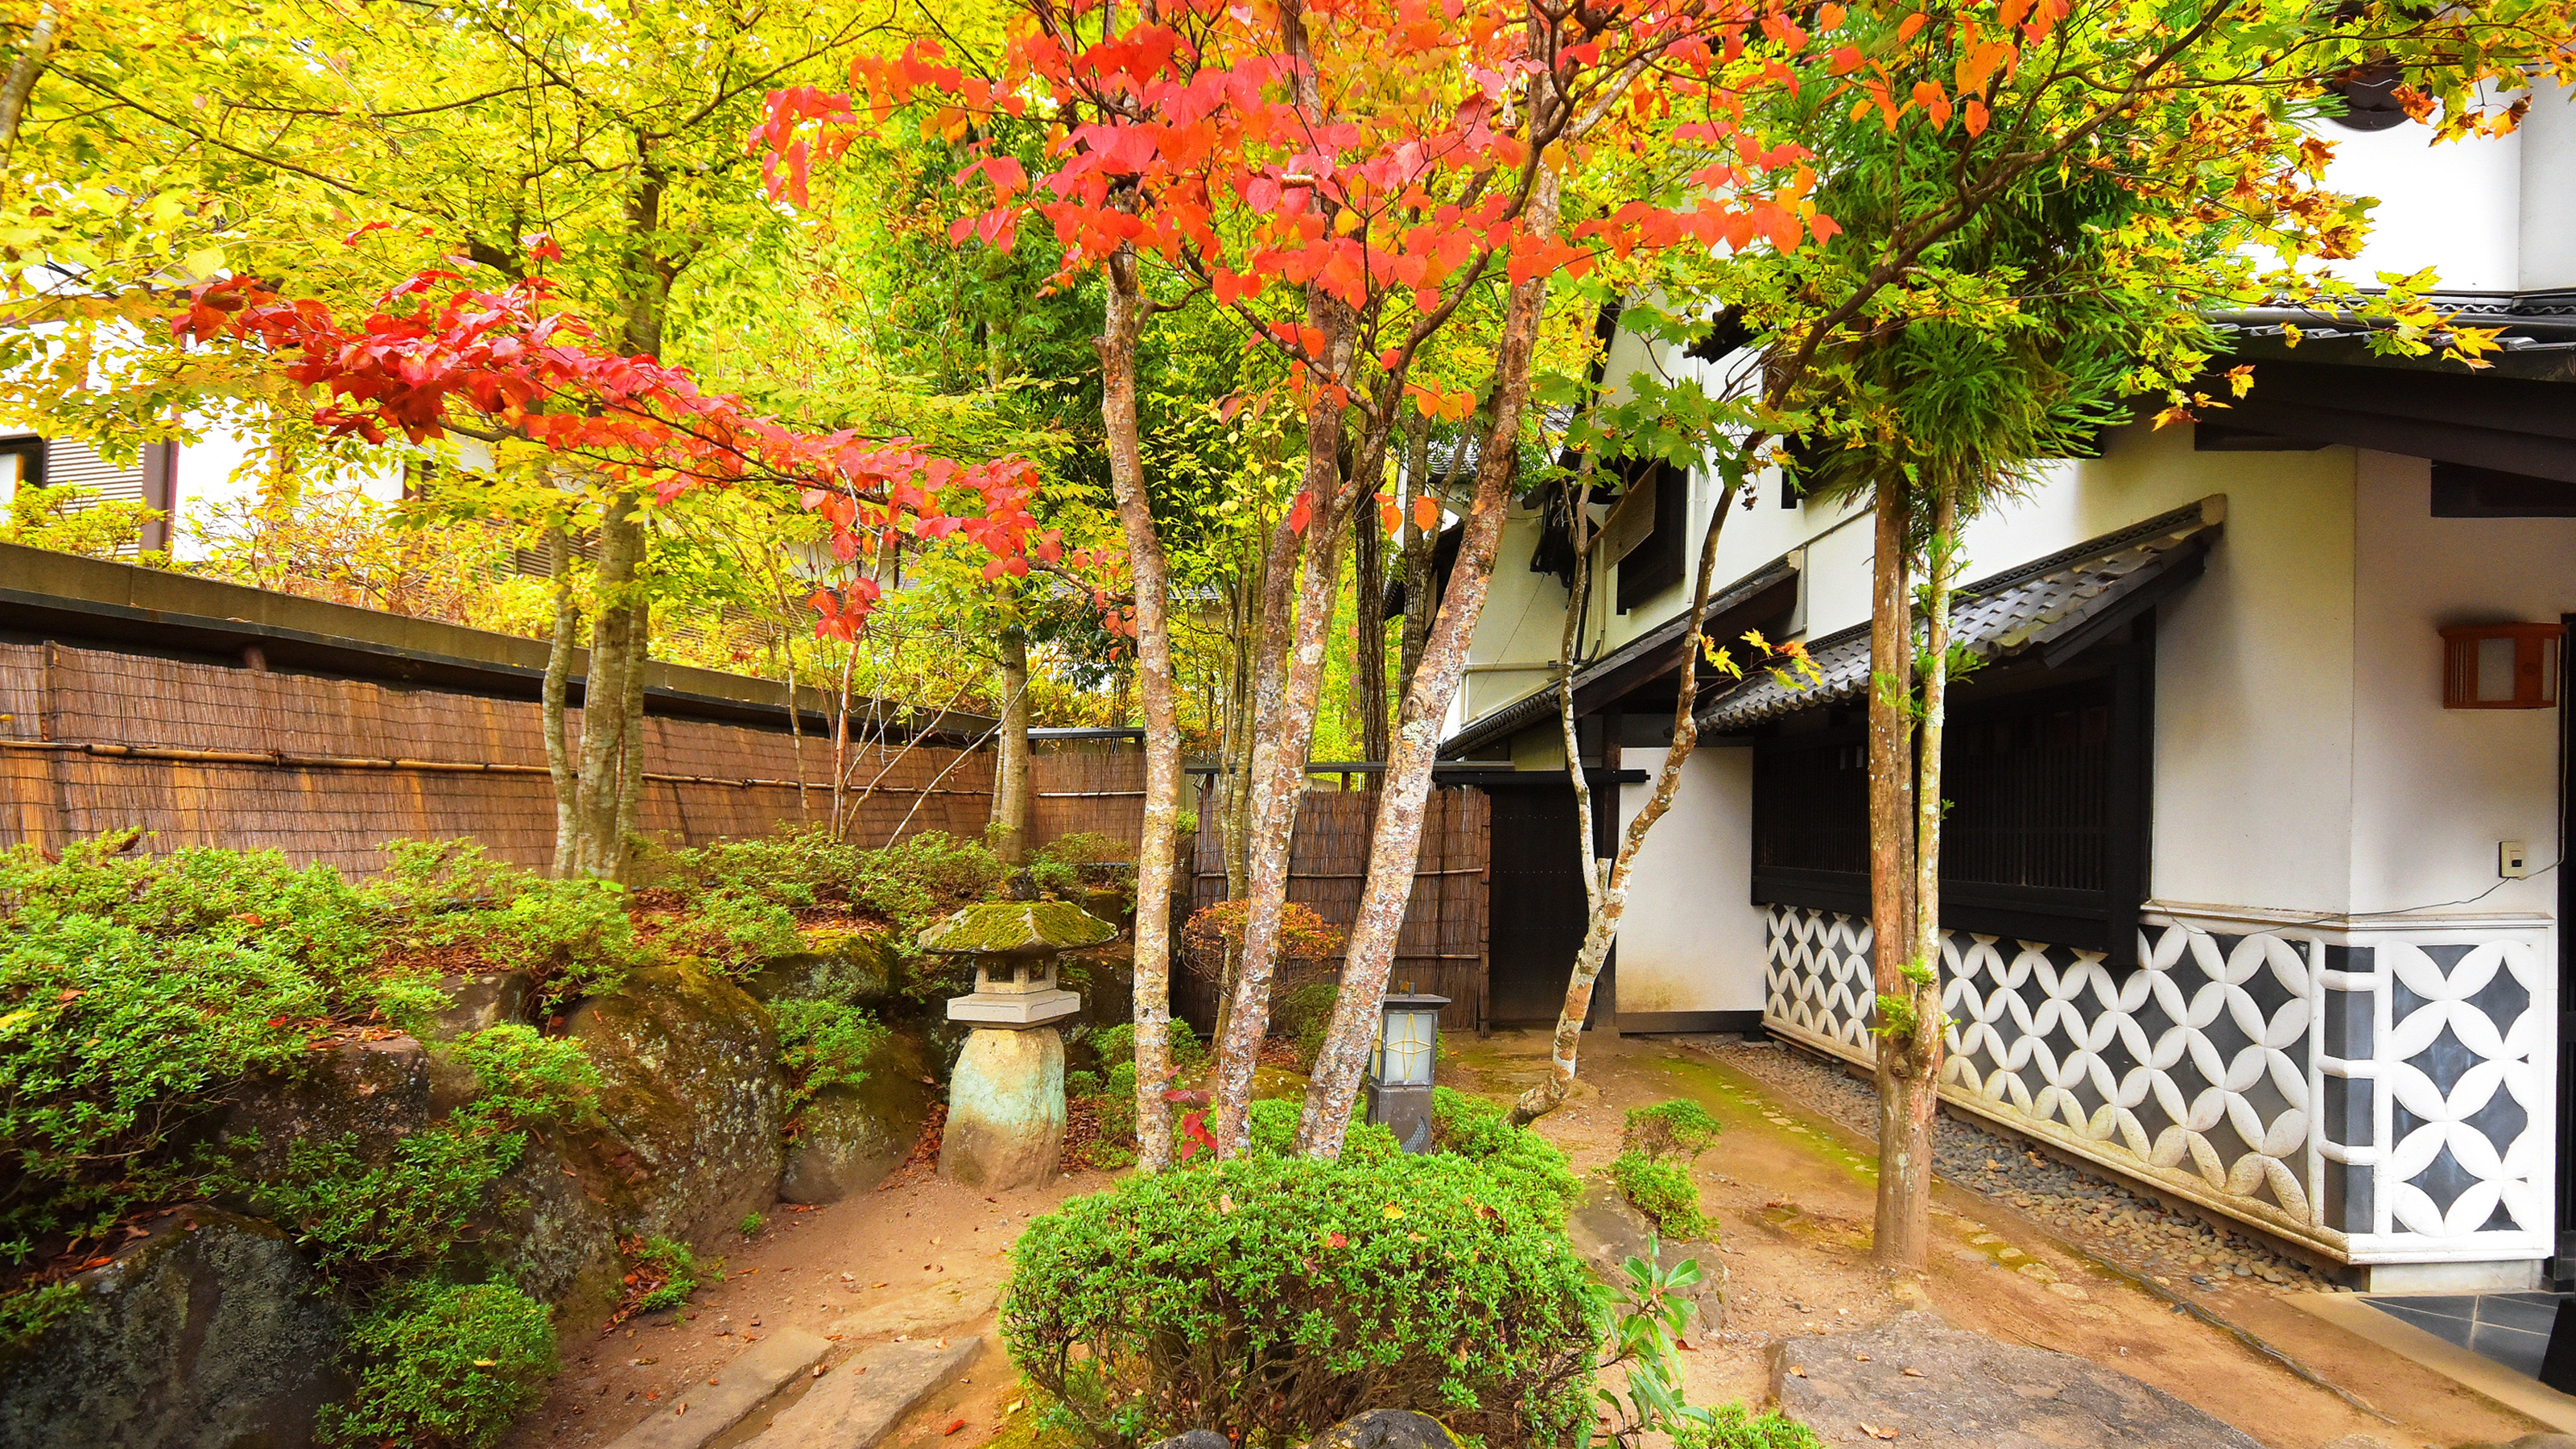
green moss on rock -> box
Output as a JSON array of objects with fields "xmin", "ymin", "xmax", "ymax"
[{"xmin": 917, "ymin": 901, "xmax": 1115, "ymax": 957}]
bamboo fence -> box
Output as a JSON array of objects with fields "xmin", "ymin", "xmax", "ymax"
[
  {"xmin": 1182, "ymin": 783, "xmax": 1492, "ymax": 1030},
  {"xmin": 0, "ymin": 641, "xmax": 993, "ymax": 873}
]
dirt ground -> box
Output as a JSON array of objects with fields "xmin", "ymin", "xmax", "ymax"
[{"xmin": 509, "ymin": 1031, "xmax": 2547, "ymax": 1449}]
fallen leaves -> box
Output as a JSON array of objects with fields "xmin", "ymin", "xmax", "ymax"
[{"xmin": 1858, "ymin": 1423, "xmax": 1899, "ymax": 1441}]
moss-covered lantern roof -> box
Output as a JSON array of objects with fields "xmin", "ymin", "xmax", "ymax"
[{"xmin": 917, "ymin": 899, "xmax": 1117, "ymax": 958}]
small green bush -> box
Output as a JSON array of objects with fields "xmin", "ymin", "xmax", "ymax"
[
  {"xmin": 317, "ymin": 1280, "xmax": 558, "ymax": 1449},
  {"xmin": 1623, "ymin": 1099, "xmax": 1723, "ymax": 1164},
  {"xmin": 1678, "ymin": 1405, "xmax": 1828, "ymax": 1449},
  {"xmin": 626, "ymin": 1235, "xmax": 707, "ymax": 1314},
  {"xmin": 774, "ymin": 999, "xmax": 887, "ymax": 1110},
  {"xmin": 655, "ymin": 886, "xmax": 805, "ymax": 975},
  {"xmin": 1037, "ymin": 832, "xmax": 1133, "ymax": 867},
  {"xmin": 1610, "ymin": 1150, "xmax": 1711, "ymax": 1241},
  {"xmin": 739, "ymin": 1212, "xmax": 766, "ymax": 1238},
  {"xmin": 1028, "ymin": 858, "xmax": 1083, "ymax": 897},
  {"xmin": 1003, "ymin": 1150, "xmax": 1600, "ymax": 1449},
  {"xmin": 1275, "ymin": 981, "xmax": 1340, "ymax": 1070},
  {"xmin": 1428, "ymin": 1088, "xmax": 1584, "ymax": 1229}
]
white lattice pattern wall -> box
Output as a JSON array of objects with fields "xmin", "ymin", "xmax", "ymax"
[{"xmin": 1761, "ymin": 904, "xmax": 2553, "ymax": 1267}]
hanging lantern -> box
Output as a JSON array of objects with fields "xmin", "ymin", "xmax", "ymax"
[
  {"xmin": 2441, "ymin": 623, "xmax": 2562, "ymax": 709},
  {"xmin": 1366, "ymin": 987, "xmax": 1449, "ymax": 1153}
]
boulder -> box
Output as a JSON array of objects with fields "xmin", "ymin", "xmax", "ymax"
[
  {"xmin": 1146, "ymin": 1432, "xmax": 1232, "ymax": 1449},
  {"xmin": 1566, "ymin": 1182, "xmax": 1726, "ymax": 1335},
  {"xmin": 1771, "ymin": 1311, "xmax": 2264, "ymax": 1447},
  {"xmin": 565, "ymin": 965, "xmax": 790, "ymax": 1245},
  {"xmin": 428, "ymin": 970, "xmax": 533, "ymax": 1038},
  {"xmin": 1311, "ymin": 1410, "xmax": 1460, "ymax": 1449},
  {"xmin": 0, "ymin": 1210, "xmax": 345, "ymax": 1449},
  {"xmin": 214, "ymin": 1034, "xmax": 477, "ymax": 1183},
  {"xmin": 782, "ymin": 1030, "xmax": 936, "ymax": 1204},
  {"xmin": 939, "ymin": 1027, "xmax": 1066, "ymax": 1191},
  {"xmin": 745, "ymin": 927, "xmax": 900, "ymax": 1007}
]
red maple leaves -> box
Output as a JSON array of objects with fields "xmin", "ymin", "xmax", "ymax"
[{"xmin": 173, "ymin": 270, "xmax": 1059, "ymax": 636}]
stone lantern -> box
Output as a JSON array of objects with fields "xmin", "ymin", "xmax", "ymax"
[{"xmin": 919, "ymin": 877, "xmax": 1115, "ymax": 1190}]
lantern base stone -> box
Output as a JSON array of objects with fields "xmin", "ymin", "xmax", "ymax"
[
  {"xmin": 1365, "ymin": 1082, "xmax": 1435, "ymax": 1154},
  {"xmin": 939, "ymin": 1026, "xmax": 1066, "ymax": 1191},
  {"xmin": 947, "ymin": 989, "xmax": 1080, "ymax": 1027}
]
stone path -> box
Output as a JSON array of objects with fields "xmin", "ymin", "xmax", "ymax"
[
  {"xmin": 600, "ymin": 1332, "xmax": 980, "ymax": 1449},
  {"xmin": 1773, "ymin": 1312, "xmax": 2264, "ymax": 1447}
]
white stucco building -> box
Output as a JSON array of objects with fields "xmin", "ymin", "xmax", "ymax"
[{"xmin": 1440, "ymin": 85, "xmax": 2576, "ymax": 1295}]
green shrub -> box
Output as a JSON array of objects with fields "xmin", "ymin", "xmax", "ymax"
[
  {"xmin": 1092, "ymin": 1019, "xmax": 1208, "ymax": 1081},
  {"xmin": 774, "ymin": 999, "xmax": 887, "ymax": 1110},
  {"xmin": 1037, "ymin": 832, "xmax": 1133, "ymax": 867},
  {"xmin": 317, "ymin": 1280, "xmax": 558, "ymax": 1449},
  {"xmin": 625, "ymin": 1235, "xmax": 706, "ymax": 1314},
  {"xmin": 1274, "ymin": 981, "xmax": 1340, "ymax": 1070},
  {"xmin": 1623, "ymin": 1099, "xmax": 1723, "ymax": 1164},
  {"xmin": 1428, "ymin": 1088, "xmax": 1584, "ymax": 1228},
  {"xmin": 739, "ymin": 1212, "xmax": 766, "ymax": 1238},
  {"xmin": 864, "ymin": 830, "xmax": 1003, "ymax": 914},
  {"xmin": 370, "ymin": 838, "xmax": 520, "ymax": 913},
  {"xmin": 1610, "ymin": 1150, "xmax": 1711, "ymax": 1241},
  {"xmin": 1003, "ymin": 1150, "xmax": 1600, "ymax": 1449},
  {"xmin": 1678, "ymin": 1406, "xmax": 1828, "ymax": 1449},
  {"xmin": 655, "ymin": 886, "xmax": 805, "ymax": 975},
  {"xmin": 1029, "ymin": 858, "xmax": 1082, "ymax": 897}
]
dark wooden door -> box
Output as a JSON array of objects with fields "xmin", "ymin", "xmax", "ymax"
[
  {"xmin": 1484, "ymin": 781, "xmax": 1591, "ymax": 1026},
  {"xmin": 2556, "ymin": 612, "xmax": 2575, "ymax": 1282}
]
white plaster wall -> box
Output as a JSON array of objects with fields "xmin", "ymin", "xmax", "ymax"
[
  {"xmin": 1456, "ymin": 504, "xmax": 1575, "ymax": 728},
  {"xmin": 2348, "ymin": 452, "xmax": 2576, "ymax": 917},
  {"xmin": 2519, "ymin": 80, "xmax": 2576, "ymax": 291},
  {"xmin": 2318, "ymin": 102, "xmax": 2523, "ymax": 292},
  {"xmin": 1612, "ymin": 745, "xmax": 1769, "ymax": 1015}
]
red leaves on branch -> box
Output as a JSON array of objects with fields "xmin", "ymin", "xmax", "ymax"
[
  {"xmin": 172, "ymin": 270, "xmax": 1055, "ymax": 637},
  {"xmin": 751, "ymin": 0, "xmax": 1837, "ymax": 423}
]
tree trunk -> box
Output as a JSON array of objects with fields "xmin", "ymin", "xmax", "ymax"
[
  {"xmin": 1294, "ymin": 164, "xmax": 1564, "ymax": 1157},
  {"xmin": 568, "ymin": 494, "xmax": 646, "ymax": 880},
  {"xmin": 993, "ymin": 622, "xmax": 1032, "ymax": 865},
  {"xmin": 1401, "ymin": 407, "xmax": 1443, "ymax": 701},
  {"xmin": 613, "ymin": 591, "xmax": 650, "ymax": 853},
  {"xmin": 1100, "ymin": 246, "xmax": 1181, "ymax": 1170},
  {"xmin": 1354, "ymin": 469, "xmax": 1389, "ymax": 766},
  {"xmin": 1213, "ymin": 502, "xmax": 1346, "ymax": 1156},
  {"xmin": 1510, "ymin": 456, "xmax": 1750, "ymax": 1123},
  {"xmin": 1868, "ymin": 479, "xmax": 1931, "ymax": 1269},
  {"xmin": 542, "ymin": 522, "xmax": 580, "ymax": 878},
  {"xmin": 0, "ymin": 1, "xmax": 63, "ymax": 180}
]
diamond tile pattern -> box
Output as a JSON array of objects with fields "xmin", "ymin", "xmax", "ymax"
[{"xmin": 1762, "ymin": 904, "xmax": 2553, "ymax": 1262}]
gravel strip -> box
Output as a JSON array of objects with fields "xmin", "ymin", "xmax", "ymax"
[{"xmin": 1699, "ymin": 1037, "xmax": 2346, "ymax": 1295}]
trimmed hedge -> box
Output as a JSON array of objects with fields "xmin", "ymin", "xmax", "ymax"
[{"xmin": 1002, "ymin": 1149, "xmax": 1600, "ymax": 1448}]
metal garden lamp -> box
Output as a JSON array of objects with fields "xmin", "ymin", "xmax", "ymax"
[{"xmin": 1366, "ymin": 986, "xmax": 1448, "ymax": 1153}]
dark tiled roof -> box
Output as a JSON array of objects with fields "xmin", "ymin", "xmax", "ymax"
[{"xmin": 1698, "ymin": 496, "xmax": 2225, "ymax": 732}]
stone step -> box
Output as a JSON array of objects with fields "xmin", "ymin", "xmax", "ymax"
[
  {"xmin": 738, "ymin": 1336, "xmax": 985, "ymax": 1449},
  {"xmin": 604, "ymin": 1327, "xmax": 832, "ymax": 1449}
]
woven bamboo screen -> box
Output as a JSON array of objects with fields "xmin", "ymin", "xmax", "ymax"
[
  {"xmin": 1030, "ymin": 747, "xmax": 1146, "ymax": 846},
  {"xmin": 1182, "ymin": 783, "xmax": 1492, "ymax": 1030},
  {"xmin": 0, "ymin": 641, "xmax": 993, "ymax": 873}
]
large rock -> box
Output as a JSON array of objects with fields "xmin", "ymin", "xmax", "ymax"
[
  {"xmin": 428, "ymin": 970, "xmax": 534, "ymax": 1038},
  {"xmin": 1567, "ymin": 1183, "xmax": 1727, "ymax": 1335},
  {"xmin": 1772, "ymin": 1312, "xmax": 2264, "ymax": 1447},
  {"xmin": 939, "ymin": 1027, "xmax": 1065, "ymax": 1191},
  {"xmin": 745, "ymin": 927, "xmax": 901, "ymax": 1008},
  {"xmin": 1311, "ymin": 1410, "xmax": 1460, "ymax": 1449},
  {"xmin": 566, "ymin": 965, "xmax": 791, "ymax": 1245},
  {"xmin": 0, "ymin": 1210, "xmax": 345, "ymax": 1449},
  {"xmin": 214, "ymin": 1034, "xmax": 477, "ymax": 1182},
  {"xmin": 782, "ymin": 1031, "xmax": 936, "ymax": 1204}
]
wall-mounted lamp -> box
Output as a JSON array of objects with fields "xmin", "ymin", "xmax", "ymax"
[{"xmin": 2441, "ymin": 623, "xmax": 2562, "ymax": 709}]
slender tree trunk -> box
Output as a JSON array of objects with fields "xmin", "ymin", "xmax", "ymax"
[
  {"xmin": 613, "ymin": 591, "xmax": 650, "ymax": 853},
  {"xmin": 1355, "ymin": 470, "xmax": 1389, "ymax": 766},
  {"xmin": 0, "ymin": 1, "xmax": 63, "ymax": 180},
  {"xmin": 1100, "ymin": 246, "xmax": 1181, "ymax": 1170},
  {"xmin": 543, "ymin": 522, "xmax": 580, "ymax": 878},
  {"xmin": 1221, "ymin": 553, "xmax": 1260, "ymax": 898},
  {"xmin": 1868, "ymin": 480, "xmax": 1930, "ymax": 1267},
  {"xmin": 993, "ymin": 622, "xmax": 1032, "ymax": 864},
  {"xmin": 1395, "ymin": 411, "xmax": 1436, "ymax": 701},
  {"xmin": 1295, "ymin": 165, "xmax": 1566, "ymax": 1156},
  {"xmin": 568, "ymin": 494, "xmax": 645, "ymax": 879},
  {"xmin": 1511, "ymin": 456, "xmax": 1748, "ymax": 1124},
  {"xmin": 1876, "ymin": 481, "xmax": 1955, "ymax": 1269}
]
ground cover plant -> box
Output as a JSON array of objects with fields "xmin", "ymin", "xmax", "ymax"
[
  {"xmin": 1608, "ymin": 1100, "xmax": 1723, "ymax": 1242},
  {"xmin": 316, "ymin": 1279, "xmax": 559, "ymax": 1449}
]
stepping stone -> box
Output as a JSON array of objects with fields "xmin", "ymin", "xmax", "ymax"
[
  {"xmin": 741, "ymin": 1336, "xmax": 983, "ymax": 1449},
  {"xmin": 1773, "ymin": 1312, "xmax": 2261, "ymax": 1447},
  {"xmin": 605, "ymin": 1327, "xmax": 831, "ymax": 1449}
]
